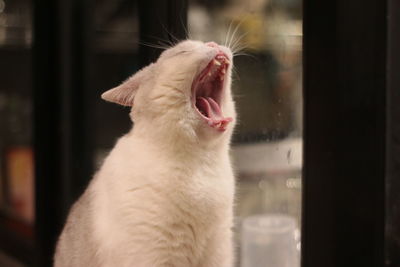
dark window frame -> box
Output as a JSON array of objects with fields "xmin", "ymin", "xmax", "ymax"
[
  {"xmin": 385, "ymin": 0, "xmax": 400, "ymax": 265},
  {"xmin": 302, "ymin": 0, "xmax": 399, "ymax": 266}
]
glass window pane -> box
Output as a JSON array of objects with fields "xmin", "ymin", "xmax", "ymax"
[
  {"xmin": 0, "ymin": 0, "xmax": 34, "ymax": 233},
  {"xmin": 91, "ymin": 1, "xmax": 139, "ymax": 166},
  {"xmin": 188, "ymin": 0, "xmax": 302, "ymax": 266}
]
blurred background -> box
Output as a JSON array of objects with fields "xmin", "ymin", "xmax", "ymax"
[{"xmin": 0, "ymin": 0, "xmax": 302, "ymax": 266}]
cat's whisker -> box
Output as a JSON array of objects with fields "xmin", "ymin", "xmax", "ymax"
[
  {"xmin": 140, "ymin": 32, "xmax": 182, "ymax": 51},
  {"xmin": 232, "ymin": 44, "xmax": 247, "ymax": 57},
  {"xmin": 229, "ymin": 14, "xmax": 251, "ymax": 53},
  {"xmin": 228, "ymin": 17, "xmax": 245, "ymax": 50},
  {"xmin": 139, "ymin": 41, "xmax": 171, "ymax": 51},
  {"xmin": 180, "ymin": 15, "xmax": 191, "ymax": 39},
  {"xmin": 235, "ymin": 51, "xmax": 258, "ymax": 61},
  {"xmin": 159, "ymin": 37, "xmax": 176, "ymax": 48},
  {"xmin": 231, "ymin": 32, "xmax": 248, "ymax": 54},
  {"xmin": 159, "ymin": 40, "xmax": 175, "ymax": 49},
  {"xmin": 225, "ymin": 20, "xmax": 235, "ymax": 47},
  {"xmin": 233, "ymin": 46, "xmax": 250, "ymax": 56},
  {"xmin": 227, "ymin": 23, "xmax": 237, "ymax": 50},
  {"xmin": 233, "ymin": 93, "xmax": 245, "ymax": 99},
  {"xmin": 232, "ymin": 66, "xmax": 241, "ymax": 81},
  {"xmin": 231, "ymin": 36, "xmax": 251, "ymax": 58},
  {"xmin": 234, "ymin": 53, "xmax": 250, "ymax": 58},
  {"xmin": 160, "ymin": 23, "xmax": 184, "ymax": 46}
]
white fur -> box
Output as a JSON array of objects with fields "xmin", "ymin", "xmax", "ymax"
[{"xmin": 54, "ymin": 40, "xmax": 237, "ymax": 267}]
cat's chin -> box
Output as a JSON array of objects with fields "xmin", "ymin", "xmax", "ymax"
[{"xmin": 192, "ymin": 52, "xmax": 232, "ymax": 132}]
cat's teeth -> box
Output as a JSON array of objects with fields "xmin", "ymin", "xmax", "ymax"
[
  {"xmin": 221, "ymin": 69, "xmax": 226, "ymax": 74},
  {"xmin": 214, "ymin": 60, "xmax": 221, "ymax": 66}
]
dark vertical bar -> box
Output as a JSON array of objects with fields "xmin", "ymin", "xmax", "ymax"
[
  {"xmin": 62, "ymin": 0, "xmax": 94, "ymax": 205},
  {"xmin": 138, "ymin": 0, "xmax": 188, "ymax": 67},
  {"xmin": 385, "ymin": 0, "xmax": 400, "ymax": 265},
  {"xmin": 302, "ymin": 1, "xmax": 336, "ymax": 265},
  {"xmin": 33, "ymin": 0, "xmax": 63, "ymax": 266},
  {"xmin": 302, "ymin": 0, "xmax": 386, "ymax": 266},
  {"xmin": 34, "ymin": 0, "xmax": 93, "ymax": 266}
]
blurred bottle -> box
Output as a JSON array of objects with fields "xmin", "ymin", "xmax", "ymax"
[
  {"xmin": 241, "ymin": 214, "xmax": 300, "ymax": 267},
  {"xmin": 0, "ymin": 93, "xmax": 34, "ymax": 224}
]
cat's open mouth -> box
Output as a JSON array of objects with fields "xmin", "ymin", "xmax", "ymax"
[{"xmin": 192, "ymin": 53, "xmax": 233, "ymax": 131}]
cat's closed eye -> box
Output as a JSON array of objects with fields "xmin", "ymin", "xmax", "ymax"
[{"xmin": 171, "ymin": 50, "xmax": 192, "ymax": 57}]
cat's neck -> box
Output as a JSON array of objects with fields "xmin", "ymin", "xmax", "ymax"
[{"xmin": 127, "ymin": 122, "xmax": 231, "ymax": 162}]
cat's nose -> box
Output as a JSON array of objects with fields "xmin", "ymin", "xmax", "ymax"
[{"xmin": 206, "ymin": 42, "xmax": 219, "ymax": 48}]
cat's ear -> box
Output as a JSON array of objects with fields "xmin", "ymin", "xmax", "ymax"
[{"xmin": 101, "ymin": 64, "xmax": 154, "ymax": 106}]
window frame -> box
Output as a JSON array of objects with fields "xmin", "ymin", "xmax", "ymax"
[
  {"xmin": 302, "ymin": 0, "xmax": 399, "ymax": 266},
  {"xmin": 385, "ymin": 0, "xmax": 400, "ymax": 265}
]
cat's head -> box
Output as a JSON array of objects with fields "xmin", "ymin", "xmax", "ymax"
[{"xmin": 102, "ymin": 40, "xmax": 236, "ymax": 143}]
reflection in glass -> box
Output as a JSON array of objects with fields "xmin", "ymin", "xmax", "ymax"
[
  {"xmin": 91, "ymin": 1, "xmax": 140, "ymax": 165},
  {"xmin": 0, "ymin": 0, "xmax": 32, "ymax": 47},
  {"xmin": 189, "ymin": 0, "xmax": 302, "ymax": 265},
  {"xmin": 94, "ymin": 0, "xmax": 139, "ymax": 51},
  {"xmin": 0, "ymin": 0, "xmax": 34, "ymax": 228}
]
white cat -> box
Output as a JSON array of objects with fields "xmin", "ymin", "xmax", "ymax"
[{"xmin": 54, "ymin": 40, "xmax": 237, "ymax": 267}]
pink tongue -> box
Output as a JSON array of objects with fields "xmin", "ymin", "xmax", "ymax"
[{"xmin": 197, "ymin": 97, "xmax": 224, "ymax": 120}]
